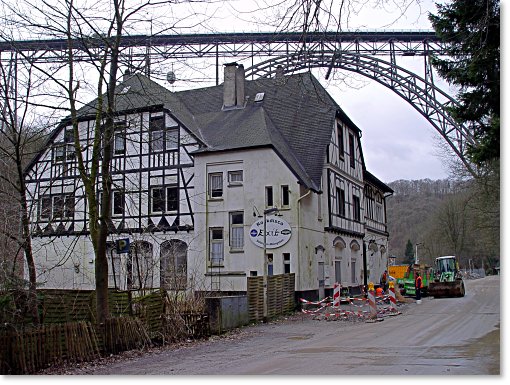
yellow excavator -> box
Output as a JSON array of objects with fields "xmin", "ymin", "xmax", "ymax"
[{"xmin": 428, "ymin": 256, "xmax": 466, "ymax": 298}]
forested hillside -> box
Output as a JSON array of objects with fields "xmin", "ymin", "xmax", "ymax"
[
  {"xmin": 386, "ymin": 179, "xmax": 456, "ymax": 260},
  {"xmin": 385, "ymin": 177, "xmax": 499, "ymax": 270}
]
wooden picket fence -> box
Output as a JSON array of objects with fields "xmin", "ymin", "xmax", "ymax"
[
  {"xmin": 0, "ymin": 321, "xmax": 100, "ymax": 374},
  {"xmin": 39, "ymin": 289, "xmax": 131, "ymax": 324},
  {"xmin": 96, "ymin": 317, "xmax": 152, "ymax": 355},
  {"xmin": 247, "ymin": 273, "xmax": 295, "ymax": 322},
  {"xmin": 0, "ymin": 289, "xmax": 210, "ymax": 374}
]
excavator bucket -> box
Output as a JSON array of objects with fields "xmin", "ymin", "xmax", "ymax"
[{"xmin": 428, "ymin": 279, "xmax": 465, "ymax": 298}]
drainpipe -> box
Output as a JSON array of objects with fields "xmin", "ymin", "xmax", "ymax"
[
  {"xmin": 205, "ymin": 163, "xmax": 210, "ymax": 292},
  {"xmin": 363, "ymin": 241, "xmax": 368, "ymax": 291},
  {"xmin": 297, "ymin": 189, "xmax": 311, "ymax": 295}
]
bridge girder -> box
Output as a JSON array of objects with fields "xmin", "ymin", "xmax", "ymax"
[
  {"xmin": 245, "ymin": 51, "xmax": 476, "ymax": 175},
  {"xmin": 0, "ymin": 31, "xmax": 476, "ymax": 173}
]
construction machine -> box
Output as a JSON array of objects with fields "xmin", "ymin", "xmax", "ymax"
[
  {"xmin": 428, "ymin": 256, "xmax": 465, "ymax": 298},
  {"xmin": 401, "ymin": 263, "xmax": 432, "ymax": 297}
]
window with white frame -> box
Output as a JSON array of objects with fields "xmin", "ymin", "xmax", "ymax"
[
  {"xmin": 53, "ymin": 145, "xmax": 65, "ymax": 163},
  {"xmin": 208, "ymin": 173, "xmax": 223, "ymax": 198},
  {"xmin": 336, "ymin": 187, "xmax": 346, "ymax": 217},
  {"xmin": 150, "ymin": 116, "xmax": 165, "ymax": 152},
  {"xmin": 113, "ymin": 132, "xmax": 126, "ymax": 154},
  {"xmin": 281, "ymin": 185, "xmax": 290, "ymax": 207},
  {"xmin": 337, "ymin": 123, "xmax": 344, "ymax": 160},
  {"xmin": 113, "ymin": 122, "xmax": 127, "ymax": 155},
  {"xmin": 151, "ymin": 187, "xmax": 165, "ymax": 213},
  {"xmin": 166, "ymin": 129, "xmax": 178, "ymax": 150},
  {"xmin": 352, "ymin": 195, "xmax": 361, "ymax": 222},
  {"xmin": 228, "ymin": 170, "xmax": 243, "ymax": 186},
  {"xmin": 112, "ymin": 190, "xmax": 125, "ymax": 216},
  {"xmin": 64, "ymin": 128, "xmax": 76, "ymax": 160},
  {"xmin": 149, "ymin": 115, "xmax": 178, "ymax": 153},
  {"xmin": 349, "ymin": 133, "xmax": 355, "ymax": 169},
  {"xmin": 167, "ymin": 186, "xmax": 179, "ymax": 212},
  {"xmin": 42, "ymin": 194, "xmax": 74, "ymax": 220},
  {"xmin": 53, "ymin": 127, "xmax": 77, "ymax": 164},
  {"xmin": 283, "ymin": 253, "xmax": 291, "ymax": 274},
  {"xmin": 151, "ymin": 186, "xmax": 179, "ymax": 213},
  {"xmin": 39, "ymin": 196, "xmax": 52, "ymax": 221},
  {"xmin": 265, "ymin": 186, "xmax": 273, "ymax": 207},
  {"xmin": 210, "ymin": 228, "xmax": 224, "ymax": 264},
  {"xmin": 230, "ymin": 212, "xmax": 244, "ymax": 250}
]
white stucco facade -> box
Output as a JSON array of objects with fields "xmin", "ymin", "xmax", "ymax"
[{"xmin": 24, "ymin": 71, "xmax": 392, "ymax": 301}]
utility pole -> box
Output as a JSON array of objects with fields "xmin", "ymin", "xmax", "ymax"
[
  {"xmin": 415, "ymin": 242, "xmax": 423, "ymax": 264},
  {"xmin": 263, "ymin": 207, "xmax": 279, "ymax": 323}
]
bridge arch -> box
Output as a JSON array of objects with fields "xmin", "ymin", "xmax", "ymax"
[{"xmin": 246, "ymin": 51, "xmax": 476, "ymax": 175}]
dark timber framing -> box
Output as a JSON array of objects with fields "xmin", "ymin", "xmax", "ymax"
[{"xmin": 25, "ymin": 105, "xmax": 200, "ymax": 238}]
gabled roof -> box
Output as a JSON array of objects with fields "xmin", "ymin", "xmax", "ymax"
[
  {"xmin": 174, "ymin": 73, "xmax": 349, "ymax": 192},
  {"xmin": 27, "ymin": 71, "xmax": 368, "ymax": 193},
  {"xmin": 77, "ymin": 74, "xmax": 203, "ymax": 141},
  {"xmin": 364, "ymin": 170, "xmax": 394, "ymax": 194}
]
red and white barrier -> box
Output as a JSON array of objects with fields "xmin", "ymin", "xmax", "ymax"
[
  {"xmin": 299, "ymin": 297, "xmax": 331, "ymax": 305},
  {"xmin": 299, "ymin": 282, "xmax": 403, "ymax": 322},
  {"xmin": 367, "ymin": 282, "xmax": 377, "ymax": 319},
  {"xmin": 333, "ymin": 283, "xmax": 340, "ymax": 308},
  {"xmin": 388, "ymin": 281, "xmax": 397, "ymax": 312}
]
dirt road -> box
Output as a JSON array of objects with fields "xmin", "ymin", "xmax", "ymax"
[{"xmin": 66, "ymin": 275, "xmax": 500, "ymax": 375}]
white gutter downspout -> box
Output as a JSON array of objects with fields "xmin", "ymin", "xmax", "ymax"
[{"xmin": 297, "ymin": 188, "xmax": 312, "ymax": 291}]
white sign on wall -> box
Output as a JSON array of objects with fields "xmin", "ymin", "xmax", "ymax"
[{"xmin": 249, "ymin": 216, "xmax": 292, "ymax": 249}]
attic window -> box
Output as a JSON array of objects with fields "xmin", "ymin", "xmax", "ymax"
[
  {"xmin": 119, "ymin": 86, "xmax": 131, "ymax": 94},
  {"xmin": 254, "ymin": 92, "xmax": 265, "ymax": 102}
]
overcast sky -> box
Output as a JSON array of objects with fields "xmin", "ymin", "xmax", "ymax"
[{"xmin": 175, "ymin": 0, "xmax": 456, "ymax": 183}]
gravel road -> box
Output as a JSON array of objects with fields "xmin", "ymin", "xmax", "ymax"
[{"xmin": 44, "ymin": 275, "xmax": 500, "ymax": 375}]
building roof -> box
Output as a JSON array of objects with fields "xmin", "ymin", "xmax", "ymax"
[
  {"xmin": 27, "ymin": 71, "xmax": 370, "ymax": 193},
  {"xmin": 174, "ymin": 72, "xmax": 344, "ymax": 192},
  {"xmin": 364, "ymin": 170, "xmax": 394, "ymax": 194}
]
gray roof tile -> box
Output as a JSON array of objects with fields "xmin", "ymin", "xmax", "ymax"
[{"xmin": 60, "ymin": 71, "xmax": 359, "ymax": 192}]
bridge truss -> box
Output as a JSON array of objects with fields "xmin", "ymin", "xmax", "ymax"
[{"xmin": 0, "ymin": 31, "xmax": 475, "ymax": 173}]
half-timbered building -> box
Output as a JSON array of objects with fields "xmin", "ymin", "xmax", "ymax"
[
  {"xmin": 24, "ymin": 64, "xmax": 392, "ymax": 300},
  {"xmin": 24, "ymin": 74, "xmax": 202, "ymax": 290}
]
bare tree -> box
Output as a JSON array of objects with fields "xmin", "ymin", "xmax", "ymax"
[
  {"xmin": 247, "ymin": 0, "xmax": 423, "ymax": 35},
  {"xmin": 0, "ymin": 56, "xmax": 49, "ymax": 324},
  {"xmin": 0, "ymin": 0, "xmax": 212, "ymax": 324}
]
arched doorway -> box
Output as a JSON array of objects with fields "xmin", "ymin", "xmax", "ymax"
[{"xmin": 160, "ymin": 240, "xmax": 188, "ymax": 290}]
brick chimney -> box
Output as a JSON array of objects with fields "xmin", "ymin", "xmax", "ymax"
[{"xmin": 223, "ymin": 63, "xmax": 245, "ymax": 109}]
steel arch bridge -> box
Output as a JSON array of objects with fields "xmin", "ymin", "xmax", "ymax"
[
  {"xmin": 1, "ymin": 31, "xmax": 476, "ymax": 173},
  {"xmin": 245, "ymin": 50, "xmax": 475, "ymax": 174}
]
